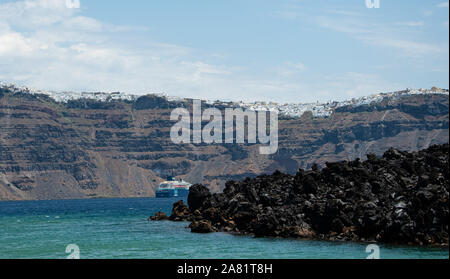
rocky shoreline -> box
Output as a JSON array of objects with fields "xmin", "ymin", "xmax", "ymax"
[{"xmin": 150, "ymin": 144, "xmax": 449, "ymax": 247}]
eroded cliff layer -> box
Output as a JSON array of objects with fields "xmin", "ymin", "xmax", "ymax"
[{"xmin": 0, "ymin": 88, "xmax": 448, "ymax": 200}]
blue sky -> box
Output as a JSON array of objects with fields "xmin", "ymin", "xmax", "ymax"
[{"xmin": 0, "ymin": 0, "xmax": 448, "ymax": 102}]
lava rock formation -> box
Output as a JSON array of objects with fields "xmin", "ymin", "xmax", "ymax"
[{"xmin": 153, "ymin": 144, "xmax": 449, "ymax": 246}]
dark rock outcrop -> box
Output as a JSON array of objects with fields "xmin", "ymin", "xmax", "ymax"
[
  {"xmin": 169, "ymin": 200, "xmax": 191, "ymax": 221},
  {"xmin": 188, "ymin": 184, "xmax": 211, "ymax": 211},
  {"xmin": 148, "ymin": 211, "xmax": 169, "ymax": 221},
  {"xmin": 189, "ymin": 220, "xmax": 215, "ymax": 233},
  {"xmin": 167, "ymin": 144, "xmax": 449, "ymax": 246}
]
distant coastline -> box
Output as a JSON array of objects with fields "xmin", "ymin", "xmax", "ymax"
[{"xmin": 1, "ymin": 82, "xmax": 448, "ymax": 118}]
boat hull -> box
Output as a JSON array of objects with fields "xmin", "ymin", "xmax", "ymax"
[{"xmin": 155, "ymin": 189, "xmax": 176, "ymax": 198}]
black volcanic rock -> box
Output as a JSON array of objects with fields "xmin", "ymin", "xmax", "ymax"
[
  {"xmin": 189, "ymin": 220, "xmax": 215, "ymax": 233},
  {"xmin": 169, "ymin": 200, "xmax": 191, "ymax": 221},
  {"xmin": 173, "ymin": 144, "xmax": 449, "ymax": 246},
  {"xmin": 148, "ymin": 211, "xmax": 169, "ymax": 221},
  {"xmin": 188, "ymin": 184, "xmax": 211, "ymax": 211}
]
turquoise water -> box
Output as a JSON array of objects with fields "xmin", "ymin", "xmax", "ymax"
[{"xmin": 0, "ymin": 198, "xmax": 448, "ymax": 259}]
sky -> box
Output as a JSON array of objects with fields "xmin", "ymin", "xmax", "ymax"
[{"xmin": 0, "ymin": 0, "xmax": 448, "ymax": 103}]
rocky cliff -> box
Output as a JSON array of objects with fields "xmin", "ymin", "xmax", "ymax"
[{"xmin": 0, "ymin": 87, "xmax": 448, "ymax": 200}]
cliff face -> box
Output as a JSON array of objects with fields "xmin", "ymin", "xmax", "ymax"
[{"xmin": 0, "ymin": 88, "xmax": 448, "ymax": 200}]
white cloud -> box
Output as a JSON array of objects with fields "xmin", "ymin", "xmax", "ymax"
[
  {"xmin": 361, "ymin": 36, "xmax": 446, "ymax": 57},
  {"xmin": 437, "ymin": 2, "xmax": 449, "ymax": 8},
  {"xmin": 62, "ymin": 16, "xmax": 104, "ymax": 32},
  {"xmin": 0, "ymin": 0, "xmax": 235, "ymax": 97},
  {"xmin": 278, "ymin": 6, "xmax": 447, "ymax": 58},
  {"xmin": 292, "ymin": 62, "xmax": 307, "ymax": 71},
  {"xmin": 315, "ymin": 15, "xmax": 447, "ymax": 58},
  {"xmin": 316, "ymin": 72, "xmax": 401, "ymax": 101},
  {"xmin": 0, "ymin": 32, "xmax": 35, "ymax": 56},
  {"xmin": 0, "ymin": 0, "xmax": 75, "ymax": 28},
  {"xmin": 0, "ymin": 0, "xmax": 445, "ymax": 103},
  {"xmin": 396, "ymin": 21, "xmax": 425, "ymax": 27},
  {"xmin": 0, "ymin": 0, "xmax": 326, "ymax": 102},
  {"xmin": 275, "ymin": 62, "xmax": 307, "ymax": 77},
  {"xmin": 315, "ymin": 15, "xmax": 371, "ymax": 35}
]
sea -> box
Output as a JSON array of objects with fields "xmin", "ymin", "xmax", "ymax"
[{"xmin": 0, "ymin": 197, "xmax": 448, "ymax": 259}]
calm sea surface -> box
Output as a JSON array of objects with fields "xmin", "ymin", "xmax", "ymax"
[{"xmin": 0, "ymin": 198, "xmax": 447, "ymax": 259}]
